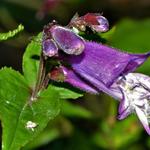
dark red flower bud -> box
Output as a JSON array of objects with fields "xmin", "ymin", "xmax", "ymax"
[
  {"xmin": 49, "ymin": 67, "xmax": 66, "ymax": 82},
  {"xmin": 82, "ymin": 13, "xmax": 109, "ymax": 32},
  {"xmin": 69, "ymin": 13, "xmax": 109, "ymax": 33}
]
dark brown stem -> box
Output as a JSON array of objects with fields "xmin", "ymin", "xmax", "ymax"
[
  {"xmin": 38, "ymin": 60, "xmax": 46, "ymax": 90},
  {"xmin": 41, "ymin": 74, "xmax": 50, "ymax": 90},
  {"xmin": 31, "ymin": 53, "xmax": 46, "ymax": 101}
]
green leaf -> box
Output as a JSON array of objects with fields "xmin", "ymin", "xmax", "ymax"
[
  {"xmin": 23, "ymin": 127, "xmax": 60, "ymax": 150},
  {"xmin": 51, "ymin": 86, "xmax": 85, "ymax": 117},
  {"xmin": 110, "ymin": 19, "xmax": 150, "ymax": 74},
  {"xmin": 0, "ymin": 68, "xmax": 61, "ymax": 150},
  {"xmin": 93, "ymin": 116, "xmax": 141, "ymax": 149},
  {"xmin": 52, "ymin": 85, "xmax": 83, "ymax": 99},
  {"xmin": 110, "ymin": 19, "xmax": 150, "ymax": 52},
  {"xmin": 23, "ymin": 33, "xmax": 42, "ymax": 88},
  {"xmin": 0, "ymin": 24, "xmax": 24, "ymax": 41},
  {"xmin": 61, "ymin": 100, "xmax": 92, "ymax": 118},
  {"xmin": 92, "ymin": 100, "xmax": 141, "ymax": 149}
]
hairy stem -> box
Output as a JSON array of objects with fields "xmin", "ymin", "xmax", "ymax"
[
  {"xmin": 31, "ymin": 53, "xmax": 46, "ymax": 101},
  {"xmin": 41, "ymin": 74, "xmax": 50, "ymax": 90}
]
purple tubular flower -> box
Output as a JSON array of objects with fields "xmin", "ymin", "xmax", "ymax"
[
  {"xmin": 50, "ymin": 25, "xmax": 85, "ymax": 55},
  {"xmin": 43, "ymin": 21, "xmax": 150, "ymax": 134},
  {"xmin": 63, "ymin": 66, "xmax": 122, "ymax": 99},
  {"xmin": 49, "ymin": 66, "xmax": 99, "ymax": 94},
  {"xmin": 61, "ymin": 41, "xmax": 150, "ymax": 99},
  {"xmin": 59, "ymin": 41, "xmax": 150, "ymax": 134},
  {"xmin": 61, "ymin": 66, "xmax": 99, "ymax": 94},
  {"xmin": 43, "ymin": 39, "xmax": 58, "ymax": 57}
]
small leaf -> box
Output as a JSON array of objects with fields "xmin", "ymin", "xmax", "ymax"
[
  {"xmin": 22, "ymin": 33, "xmax": 42, "ymax": 88},
  {"xmin": 0, "ymin": 24, "xmax": 24, "ymax": 41},
  {"xmin": 62, "ymin": 100, "xmax": 92, "ymax": 118},
  {"xmin": 0, "ymin": 68, "xmax": 61, "ymax": 150},
  {"xmin": 52, "ymin": 85, "xmax": 83, "ymax": 99}
]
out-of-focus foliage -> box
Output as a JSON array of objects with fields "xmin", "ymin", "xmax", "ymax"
[
  {"xmin": 0, "ymin": 68, "xmax": 60, "ymax": 150},
  {"xmin": 0, "ymin": 0, "xmax": 150, "ymax": 150},
  {"xmin": 0, "ymin": 24, "xmax": 24, "ymax": 41},
  {"xmin": 110, "ymin": 19, "xmax": 150, "ymax": 75}
]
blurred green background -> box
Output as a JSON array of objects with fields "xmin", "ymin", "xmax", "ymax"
[{"xmin": 0, "ymin": 0, "xmax": 150, "ymax": 150}]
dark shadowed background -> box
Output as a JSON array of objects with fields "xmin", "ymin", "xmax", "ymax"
[{"xmin": 0, "ymin": 0, "xmax": 150, "ymax": 150}]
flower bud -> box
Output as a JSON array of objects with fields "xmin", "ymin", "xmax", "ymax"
[
  {"xmin": 69, "ymin": 13, "xmax": 109, "ymax": 33},
  {"xmin": 91, "ymin": 16, "xmax": 109, "ymax": 32},
  {"xmin": 49, "ymin": 67, "xmax": 66, "ymax": 82},
  {"xmin": 50, "ymin": 25, "xmax": 85, "ymax": 55},
  {"xmin": 83, "ymin": 13, "xmax": 109, "ymax": 32},
  {"xmin": 42, "ymin": 39, "xmax": 58, "ymax": 57}
]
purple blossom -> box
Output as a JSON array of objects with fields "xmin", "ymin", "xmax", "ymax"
[
  {"xmin": 58, "ymin": 42, "xmax": 150, "ymax": 134},
  {"xmin": 52, "ymin": 41, "xmax": 150, "ymax": 134},
  {"xmin": 50, "ymin": 66, "xmax": 99, "ymax": 94},
  {"xmin": 114, "ymin": 73, "xmax": 150, "ymax": 135},
  {"xmin": 42, "ymin": 17, "xmax": 150, "ymax": 134},
  {"xmin": 60, "ymin": 41, "xmax": 150, "ymax": 98}
]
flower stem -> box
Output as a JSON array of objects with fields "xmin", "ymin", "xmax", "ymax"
[
  {"xmin": 31, "ymin": 53, "xmax": 46, "ymax": 101},
  {"xmin": 41, "ymin": 74, "xmax": 50, "ymax": 90}
]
